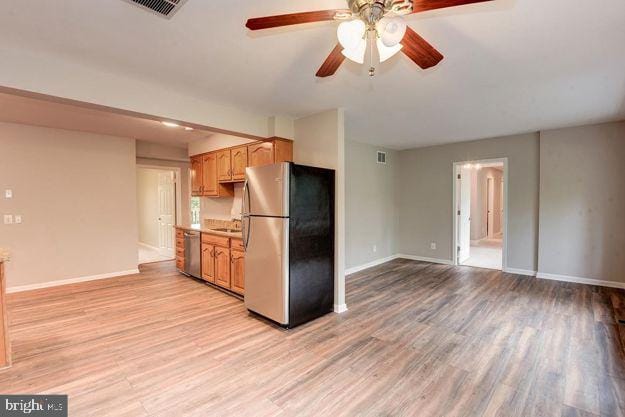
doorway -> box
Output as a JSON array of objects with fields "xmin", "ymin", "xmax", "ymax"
[
  {"xmin": 453, "ymin": 159, "xmax": 507, "ymax": 270},
  {"xmin": 136, "ymin": 166, "xmax": 180, "ymax": 264}
]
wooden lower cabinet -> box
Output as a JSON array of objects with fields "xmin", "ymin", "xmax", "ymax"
[
  {"xmin": 230, "ymin": 250, "xmax": 245, "ymax": 295},
  {"xmin": 196, "ymin": 233, "xmax": 245, "ymax": 295},
  {"xmin": 201, "ymin": 243, "xmax": 215, "ymax": 283},
  {"xmin": 214, "ymin": 247, "xmax": 231, "ymax": 289},
  {"xmin": 175, "ymin": 229, "xmax": 185, "ymax": 271}
]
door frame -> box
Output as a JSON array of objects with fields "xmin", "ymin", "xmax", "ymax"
[
  {"xmin": 136, "ymin": 164, "xmax": 182, "ymax": 226},
  {"xmin": 452, "ymin": 157, "xmax": 508, "ymax": 270}
]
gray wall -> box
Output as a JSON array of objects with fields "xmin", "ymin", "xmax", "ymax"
[
  {"xmin": 539, "ymin": 122, "xmax": 625, "ymax": 283},
  {"xmin": 396, "ymin": 133, "xmax": 540, "ymax": 271},
  {"xmin": 345, "ymin": 141, "xmax": 398, "ymax": 269}
]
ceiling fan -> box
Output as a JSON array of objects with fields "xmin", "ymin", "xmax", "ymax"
[{"xmin": 246, "ymin": 0, "xmax": 494, "ymax": 77}]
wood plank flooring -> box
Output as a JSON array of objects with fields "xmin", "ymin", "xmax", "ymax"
[{"xmin": 1, "ymin": 259, "xmax": 624, "ymax": 417}]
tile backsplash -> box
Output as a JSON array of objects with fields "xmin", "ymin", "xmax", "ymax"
[{"xmin": 203, "ymin": 218, "xmax": 242, "ymax": 231}]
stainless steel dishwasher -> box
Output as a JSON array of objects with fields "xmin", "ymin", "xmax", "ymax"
[{"xmin": 183, "ymin": 231, "xmax": 201, "ymax": 279}]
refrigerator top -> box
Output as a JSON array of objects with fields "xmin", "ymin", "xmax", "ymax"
[{"xmin": 243, "ymin": 162, "xmax": 290, "ymax": 218}]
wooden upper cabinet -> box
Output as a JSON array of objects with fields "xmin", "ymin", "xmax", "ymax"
[
  {"xmin": 231, "ymin": 146, "xmax": 248, "ymax": 181},
  {"xmin": 274, "ymin": 139, "xmax": 293, "ymax": 164},
  {"xmin": 201, "ymin": 243, "xmax": 215, "ymax": 283},
  {"xmin": 230, "ymin": 249, "xmax": 245, "ymax": 295},
  {"xmin": 202, "ymin": 153, "xmax": 218, "ymax": 196},
  {"xmin": 216, "ymin": 150, "xmax": 232, "ymax": 182},
  {"xmin": 248, "ymin": 142, "xmax": 275, "ymax": 167},
  {"xmin": 191, "ymin": 156, "xmax": 203, "ymax": 196},
  {"xmin": 214, "ymin": 247, "xmax": 231, "ymax": 289}
]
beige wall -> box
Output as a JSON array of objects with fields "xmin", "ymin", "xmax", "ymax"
[
  {"xmin": 188, "ymin": 134, "xmax": 256, "ymax": 156},
  {"xmin": 294, "ymin": 109, "xmax": 346, "ymax": 310},
  {"xmin": 136, "ymin": 140, "xmax": 188, "ymax": 162},
  {"xmin": 396, "ymin": 133, "xmax": 540, "ymax": 272},
  {"xmin": 0, "ymin": 122, "xmax": 138, "ymax": 289},
  {"xmin": 539, "ymin": 121, "xmax": 625, "ymax": 284},
  {"xmin": 345, "ymin": 141, "xmax": 398, "ymax": 270},
  {"xmin": 136, "ymin": 168, "xmax": 160, "ymax": 247}
]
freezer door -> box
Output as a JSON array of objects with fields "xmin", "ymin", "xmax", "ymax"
[
  {"xmin": 244, "ymin": 162, "xmax": 289, "ymax": 217},
  {"xmin": 244, "ymin": 216, "xmax": 289, "ymax": 325}
]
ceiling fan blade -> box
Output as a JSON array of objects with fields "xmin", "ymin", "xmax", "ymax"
[
  {"xmin": 400, "ymin": 27, "xmax": 444, "ymax": 69},
  {"xmin": 410, "ymin": 0, "xmax": 494, "ymax": 14},
  {"xmin": 316, "ymin": 44, "xmax": 346, "ymax": 78},
  {"xmin": 246, "ymin": 10, "xmax": 351, "ymax": 31}
]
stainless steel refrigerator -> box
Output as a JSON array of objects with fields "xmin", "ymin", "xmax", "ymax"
[{"xmin": 242, "ymin": 162, "xmax": 335, "ymax": 328}]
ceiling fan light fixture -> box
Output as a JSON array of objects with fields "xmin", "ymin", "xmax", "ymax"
[
  {"xmin": 376, "ymin": 38, "xmax": 403, "ymax": 62},
  {"xmin": 378, "ymin": 16, "xmax": 407, "ymax": 47},
  {"xmin": 341, "ymin": 38, "xmax": 367, "ymax": 64},
  {"xmin": 337, "ymin": 19, "xmax": 366, "ymax": 51}
]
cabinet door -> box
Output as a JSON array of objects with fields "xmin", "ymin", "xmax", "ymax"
[
  {"xmin": 201, "ymin": 243, "xmax": 215, "ymax": 283},
  {"xmin": 202, "ymin": 153, "xmax": 218, "ymax": 196},
  {"xmin": 274, "ymin": 140, "xmax": 293, "ymax": 163},
  {"xmin": 231, "ymin": 146, "xmax": 248, "ymax": 181},
  {"xmin": 191, "ymin": 156, "xmax": 203, "ymax": 196},
  {"xmin": 230, "ymin": 249, "xmax": 245, "ymax": 295},
  {"xmin": 248, "ymin": 142, "xmax": 275, "ymax": 167},
  {"xmin": 214, "ymin": 247, "xmax": 231, "ymax": 289},
  {"xmin": 216, "ymin": 149, "xmax": 232, "ymax": 182}
]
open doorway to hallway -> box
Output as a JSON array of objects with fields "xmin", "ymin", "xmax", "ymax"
[
  {"xmin": 137, "ymin": 166, "xmax": 180, "ymax": 264},
  {"xmin": 453, "ymin": 159, "xmax": 507, "ymax": 270}
]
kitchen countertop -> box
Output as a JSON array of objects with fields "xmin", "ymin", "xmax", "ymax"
[{"xmin": 176, "ymin": 225, "xmax": 243, "ymax": 239}]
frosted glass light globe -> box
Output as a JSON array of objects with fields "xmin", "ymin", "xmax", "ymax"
[
  {"xmin": 378, "ymin": 16, "xmax": 407, "ymax": 47},
  {"xmin": 337, "ymin": 19, "xmax": 366, "ymax": 51}
]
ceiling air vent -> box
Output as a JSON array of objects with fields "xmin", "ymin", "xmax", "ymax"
[
  {"xmin": 377, "ymin": 151, "xmax": 387, "ymax": 164},
  {"xmin": 122, "ymin": 0, "xmax": 187, "ymax": 19}
]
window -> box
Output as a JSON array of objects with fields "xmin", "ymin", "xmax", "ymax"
[{"xmin": 191, "ymin": 196, "xmax": 201, "ymax": 227}]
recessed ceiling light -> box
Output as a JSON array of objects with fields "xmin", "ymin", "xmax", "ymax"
[
  {"xmin": 184, "ymin": 127, "xmax": 194, "ymax": 131},
  {"xmin": 161, "ymin": 121, "xmax": 179, "ymax": 128}
]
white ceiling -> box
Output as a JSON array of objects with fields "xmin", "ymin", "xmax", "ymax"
[{"xmin": 0, "ymin": 0, "xmax": 624, "ymax": 149}]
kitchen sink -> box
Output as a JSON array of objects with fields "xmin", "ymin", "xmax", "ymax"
[{"xmin": 211, "ymin": 228, "xmax": 240, "ymax": 233}]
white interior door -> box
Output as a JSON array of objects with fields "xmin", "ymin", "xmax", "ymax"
[
  {"xmin": 499, "ymin": 180, "xmax": 504, "ymax": 235},
  {"xmin": 487, "ymin": 177, "xmax": 495, "ymax": 238},
  {"xmin": 458, "ymin": 167, "xmax": 472, "ymax": 263},
  {"xmin": 158, "ymin": 171, "xmax": 175, "ymax": 257}
]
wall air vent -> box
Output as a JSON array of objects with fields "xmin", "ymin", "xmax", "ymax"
[
  {"xmin": 122, "ymin": 0, "xmax": 187, "ymax": 19},
  {"xmin": 377, "ymin": 151, "xmax": 387, "ymax": 164}
]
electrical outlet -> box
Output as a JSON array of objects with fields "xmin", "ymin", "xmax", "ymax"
[
  {"xmin": 4, "ymin": 189, "xmax": 12, "ymax": 199},
  {"xmin": 14, "ymin": 215, "xmax": 22, "ymax": 224},
  {"xmin": 373, "ymin": 245, "xmax": 377, "ymax": 253},
  {"xmin": 3, "ymin": 214, "xmax": 13, "ymax": 225},
  {"xmin": 430, "ymin": 242, "xmax": 437, "ymax": 250}
]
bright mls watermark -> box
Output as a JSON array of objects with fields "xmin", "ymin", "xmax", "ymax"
[{"xmin": 0, "ymin": 395, "xmax": 67, "ymax": 417}]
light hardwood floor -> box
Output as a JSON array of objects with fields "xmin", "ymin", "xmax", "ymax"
[{"xmin": 1, "ymin": 259, "xmax": 624, "ymax": 417}]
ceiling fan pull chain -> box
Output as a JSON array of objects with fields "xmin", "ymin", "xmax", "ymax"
[{"xmin": 369, "ymin": 29, "xmax": 376, "ymax": 77}]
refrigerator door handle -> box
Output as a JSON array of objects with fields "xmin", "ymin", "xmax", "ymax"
[
  {"xmin": 242, "ymin": 215, "xmax": 250, "ymax": 251},
  {"xmin": 242, "ymin": 179, "xmax": 251, "ymax": 217}
]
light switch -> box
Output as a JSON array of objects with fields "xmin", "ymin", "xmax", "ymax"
[
  {"xmin": 4, "ymin": 189, "xmax": 12, "ymax": 199},
  {"xmin": 14, "ymin": 215, "xmax": 22, "ymax": 224},
  {"xmin": 3, "ymin": 215, "xmax": 13, "ymax": 225},
  {"xmin": 430, "ymin": 242, "xmax": 437, "ymax": 250}
]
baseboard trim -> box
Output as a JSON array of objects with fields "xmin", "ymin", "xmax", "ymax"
[
  {"xmin": 345, "ymin": 255, "xmax": 400, "ymax": 275},
  {"xmin": 503, "ymin": 268, "xmax": 537, "ymax": 277},
  {"xmin": 537, "ymin": 272, "xmax": 625, "ymax": 289},
  {"xmin": 7, "ymin": 269, "xmax": 141, "ymax": 293},
  {"xmin": 334, "ymin": 304, "xmax": 348, "ymax": 314},
  {"xmin": 138, "ymin": 242, "xmax": 159, "ymax": 251},
  {"xmin": 397, "ymin": 254, "xmax": 454, "ymax": 266}
]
